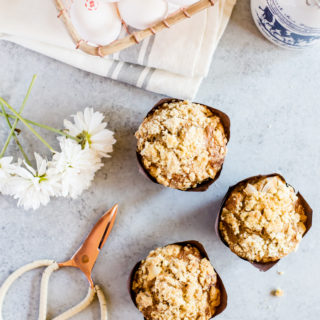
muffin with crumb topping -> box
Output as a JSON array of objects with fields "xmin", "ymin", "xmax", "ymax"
[
  {"xmin": 131, "ymin": 244, "xmax": 221, "ymax": 320},
  {"xmin": 135, "ymin": 100, "xmax": 229, "ymax": 191},
  {"xmin": 219, "ymin": 175, "xmax": 308, "ymax": 263}
]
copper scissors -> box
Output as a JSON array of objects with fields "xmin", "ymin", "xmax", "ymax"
[{"xmin": 0, "ymin": 204, "xmax": 118, "ymax": 320}]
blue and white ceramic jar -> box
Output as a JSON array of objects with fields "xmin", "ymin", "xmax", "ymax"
[{"xmin": 251, "ymin": 0, "xmax": 320, "ymax": 49}]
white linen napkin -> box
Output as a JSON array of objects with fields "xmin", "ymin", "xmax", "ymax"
[{"xmin": 0, "ymin": 0, "xmax": 236, "ymax": 99}]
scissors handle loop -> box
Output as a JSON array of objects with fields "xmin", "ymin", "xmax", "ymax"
[
  {"xmin": 0, "ymin": 260, "xmax": 107, "ymax": 320},
  {"xmin": 0, "ymin": 259, "xmax": 54, "ymax": 319}
]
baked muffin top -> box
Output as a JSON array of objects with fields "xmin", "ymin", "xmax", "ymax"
[
  {"xmin": 219, "ymin": 176, "xmax": 307, "ymax": 263},
  {"xmin": 132, "ymin": 244, "xmax": 220, "ymax": 320},
  {"xmin": 135, "ymin": 100, "xmax": 228, "ymax": 190}
]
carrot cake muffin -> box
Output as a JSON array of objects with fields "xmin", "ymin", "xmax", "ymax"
[
  {"xmin": 132, "ymin": 244, "xmax": 221, "ymax": 320},
  {"xmin": 219, "ymin": 176, "xmax": 307, "ymax": 263},
  {"xmin": 135, "ymin": 100, "xmax": 228, "ymax": 190}
]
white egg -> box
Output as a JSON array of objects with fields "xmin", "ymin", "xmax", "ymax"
[
  {"xmin": 168, "ymin": 0, "xmax": 199, "ymax": 7},
  {"xmin": 70, "ymin": 0, "xmax": 122, "ymax": 46},
  {"xmin": 118, "ymin": 0, "xmax": 168, "ymax": 30}
]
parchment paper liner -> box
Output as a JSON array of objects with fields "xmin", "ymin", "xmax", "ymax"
[
  {"xmin": 215, "ymin": 173, "xmax": 313, "ymax": 271},
  {"xmin": 128, "ymin": 240, "xmax": 228, "ymax": 319},
  {"xmin": 136, "ymin": 98, "xmax": 231, "ymax": 192}
]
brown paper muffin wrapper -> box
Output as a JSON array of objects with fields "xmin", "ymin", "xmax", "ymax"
[
  {"xmin": 215, "ymin": 173, "xmax": 313, "ymax": 272},
  {"xmin": 136, "ymin": 98, "xmax": 231, "ymax": 192},
  {"xmin": 128, "ymin": 240, "xmax": 228, "ymax": 319}
]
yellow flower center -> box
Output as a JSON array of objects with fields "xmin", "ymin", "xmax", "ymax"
[{"xmin": 77, "ymin": 131, "xmax": 91, "ymax": 149}]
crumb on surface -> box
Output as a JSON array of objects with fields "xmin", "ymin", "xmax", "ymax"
[
  {"xmin": 277, "ymin": 271, "xmax": 284, "ymax": 275},
  {"xmin": 272, "ymin": 288, "xmax": 284, "ymax": 297},
  {"xmin": 135, "ymin": 100, "xmax": 228, "ymax": 190},
  {"xmin": 132, "ymin": 244, "xmax": 221, "ymax": 320},
  {"xmin": 219, "ymin": 176, "xmax": 307, "ymax": 263}
]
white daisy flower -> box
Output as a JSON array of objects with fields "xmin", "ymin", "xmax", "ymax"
[
  {"xmin": 0, "ymin": 156, "xmax": 15, "ymax": 195},
  {"xmin": 51, "ymin": 137, "xmax": 103, "ymax": 199},
  {"xmin": 64, "ymin": 108, "xmax": 116, "ymax": 158},
  {"xmin": 10, "ymin": 153, "xmax": 60, "ymax": 210}
]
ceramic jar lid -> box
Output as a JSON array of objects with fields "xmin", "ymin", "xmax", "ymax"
[{"xmin": 251, "ymin": 0, "xmax": 320, "ymax": 49}]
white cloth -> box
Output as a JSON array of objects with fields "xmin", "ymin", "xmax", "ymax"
[{"xmin": 0, "ymin": 0, "xmax": 236, "ymax": 99}]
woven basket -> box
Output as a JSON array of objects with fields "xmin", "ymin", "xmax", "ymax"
[{"xmin": 53, "ymin": 0, "xmax": 216, "ymax": 57}]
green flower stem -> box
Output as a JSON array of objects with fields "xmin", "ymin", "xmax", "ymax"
[
  {"xmin": 0, "ymin": 103, "xmax": 32, "ymax": 166},
  {"xmin": 0, "ymin": 75, "xmax": 36, "ymax": 158},
  {"xmin": 0, "ymin": 98, "xmax": 56, "ymax": 153},
  {"xmin": 26, "ymin": 119, "xmax": 80, "ymax": 142},
  {"xmin": 21, "ymin": 75, "xmax": 37, "ymax": 112},
  {"xmin": 0, "ymin": 111, "xmax": 80, "ymax": 142}
]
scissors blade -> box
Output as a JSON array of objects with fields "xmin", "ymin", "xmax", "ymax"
[
  {"xmin": 80, "ymin": 203, "xmax": 118, "ymax": 255},
  {"xmin": 59, "ymin": 204, "xmax": 118, "ymax": 286},
  {"xmin": 98, "ymin": 204, "xmax": 118, "ymax": 250}
]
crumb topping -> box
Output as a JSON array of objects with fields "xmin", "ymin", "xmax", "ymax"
[
  {"xmin": 132, "ymin": 244, "xmax": 220, "ymax": 320},
  {"xmin": 219, "ymin": 176, "xmax": 307, "ymax": 263},
  {"xmin": 135, "ymin": 100, "xmax": 228, "ymax": 190}
]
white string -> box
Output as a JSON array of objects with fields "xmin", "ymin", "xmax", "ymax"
[
  {"xmin": 38, "ymin": 262, "xmax": 60, "ymax": 320},
  {"xmin": 0, "ymin": 260, "xmax": 108, "ymax": 320},
  {"xmin": 0, "ymin": 260, "xmax": 55, "ymax": 320},
  {"xmin": 52, "ymin": 286, "xmax": 96, "ymax": 320},
  {"xmin": 95, "ymin": 285, "xmax": 108, "ymax": 320}
]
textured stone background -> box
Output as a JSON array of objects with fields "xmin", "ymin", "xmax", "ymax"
[{"xmin": 0, "ymin": 1, "xmax": 319, "ymax": 319}]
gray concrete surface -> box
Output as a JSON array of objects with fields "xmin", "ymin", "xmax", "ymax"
[{"xmin": 0, "ymin": 1, "xmax": 319, "ymax": 319}]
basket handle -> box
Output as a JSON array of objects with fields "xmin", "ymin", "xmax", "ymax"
[{"xmin": 53, "ymin": 0, "xmax": 216, "ymax": 57}]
